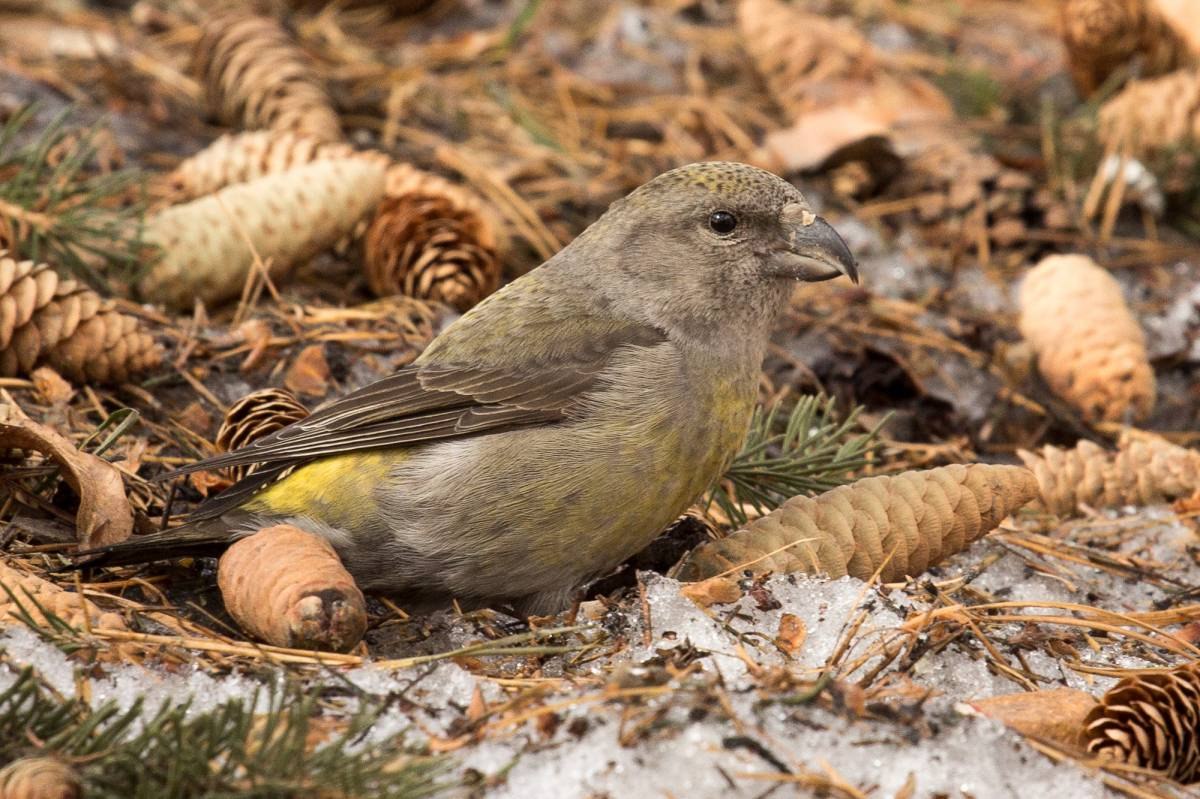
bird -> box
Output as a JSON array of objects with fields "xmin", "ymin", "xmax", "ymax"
[{"xmin": 82, "ymin": 161, "xmax": 857, "ymax": 614}]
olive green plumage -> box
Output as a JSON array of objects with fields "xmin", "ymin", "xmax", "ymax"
[{"xmin": 84, "ymin": 162, "xmax": 857, "ymax": 614}]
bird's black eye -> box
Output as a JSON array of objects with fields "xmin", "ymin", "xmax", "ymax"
[{"xmin": 708, "ymin": 210, "xmax": 738, "ymax": 235}]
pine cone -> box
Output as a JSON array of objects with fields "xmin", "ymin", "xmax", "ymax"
[
  {"xmin": 165, "ymin": 130, "xmax": 386, "ymax": 201},
  {"xmin": 1018, "ymin": 254, "xmax": 1155, "ymax": 423},
  {"xmin": 1099, "ymin": 66, "xmax": 1200, "ymax": 159},
  {"xmin": 0, "ymin": 255, "xmax": 162, "ymax": 384},
  {"xmin": 140, "ymin": 158, "xmax": 387, "ymax": 309},
  {"xmin": 0, "ymin": 558, "xmax": 125, "ymax": 631},
  {"xmin": 218, "ymin": 523, "xmax": 366, "ymax": 652},
  {"xmin": 676, "ymin": 464, "xmax": 1038, "ymax": 583},
  {"xmin": 1084, "ymin": 662, "xmax": 1200, "ymax": 782},
  {"xmin": 194, "ymin": 13, "xmax": 342, "ymax": 143},
  {"xmin": 363, "ymin": 164, "xmax": 501, "ymax": 311},
  {"xmin": 1061, "ymin": 0, "xmax": 1196, "ymax": 97},
  {"xmin": 215, "ymin": 387, "xmax": 310, "ymax": 483},
  {"xmin": 1018, "ymin": 435, "xmax": 1200, "ymax": 515},
  {"xmin": 0, "ymin": 756, "xmax": 81, "ymax": 799}
]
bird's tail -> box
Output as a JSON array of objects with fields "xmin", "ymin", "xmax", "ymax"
[{"xmin": 71, "ymin": 519, "xmax": 245, "ymax": 570}]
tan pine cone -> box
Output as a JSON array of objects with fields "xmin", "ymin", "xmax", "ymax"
[
  {"xmin": 215, "ymin": 387, "xmax": 310, "ymax": 483},
  {"xmin": 1018, "ymin": 254, "xmax": 1155, "ymax": 423},
  {"xmin": 1018, "ymin": 435, "xmax": 1200, "ymax": 515},
  {"xmin": 0, "ymin": 255, "xmax": 162, "ymax": 384},
  {"xmin": 363, "ymin": 163, "xmax": 501, "ymax": 311},
  {"xmin": 1099, "ymin": 66, "xmax": 1200, "ymax": 159},
  {"xmin": 140, "ymin": 158, "xmax": 387, "ymax": 309},
  {"xmin": 165, "ymin": 130, "xmax": 386, "ymax": 201},
  {"xmin": 194, "ymin": 13, "xmax": 342, "ymax": 143},
  {"xmin": 1061, "ymin": 0, "xmax": 1197, "ymax": 97},
  {"xmin": 0, "ymin": 558, "xmax": 125, "ymax": 632},
  {"xmin": 1084, "ymin": 662, "xmax": 1200, "ymax": 781},
  {"xmin": 0, "ymin": 756, "xmax": 81, "ymax": 799},
  {"xmin": 218, "ymin": 523, "xmax": 366, "ymax": 652},
  {"xmin": 676, "ymin": 464, "xmax": 1038, "ymax": 583}
]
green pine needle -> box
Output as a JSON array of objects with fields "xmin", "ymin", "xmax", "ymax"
[
  {"xmin": 709, "ymin": 396, "xmax": 883, "ymax": 528},
  {"xmin": 0, "ymin": 665, "xmax": 446, "ymax": 799},
  {"xmin": 0, "ymin": 106, "xmax": 148, "ymax": 291}
]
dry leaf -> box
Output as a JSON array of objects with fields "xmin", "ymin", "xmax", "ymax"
[
  {"xmin": 0, "ymin": 401, "xmax": 132, "ymax": 547},
  {"xmin": 680, "ymin": 575, "xmax": 743, "ymax": 607},
  {"xmin": 30, "ymin": 366, "xmax": 73, "ymax": 405},
  {"xmin": 775, "ymin": 612, "xmax": 807, "ymax": 655},
  {"xmin": 968, "ymin": 688, "xmax": 1098, "ymax": 748},
  {"xmin": 284, "ymin": 344, "xmax": 331, "ymax": 397}
]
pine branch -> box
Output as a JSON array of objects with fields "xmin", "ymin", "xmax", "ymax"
[
  {"xmin": 0, "ymin": 664, "xmax": 447, "ymax": 799},
  {"xmin": 0, "ymin": 106, "xmax": 148, "ymax": 291},
  {"xmin": 708, "ymin": 396, "xmax": 883, "ymax": 528}
]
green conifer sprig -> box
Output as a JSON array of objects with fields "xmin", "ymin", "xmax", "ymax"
[
  {"xmin": 709, "ymin": 396, "xmax": 883, "ymax": 528},
  {"xmin": 0, "ymin": 665, "xmax": 446, "ymax": 799},
  {"xmin": 0, "ymin": 106, "xmax": 147, "ymax": 290}
]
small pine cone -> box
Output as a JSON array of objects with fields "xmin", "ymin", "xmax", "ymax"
[
  {"xmin": 218, "ymin": 523, "xmax": 367, "ymax": 652},
  {"xmin": 0, "ymin": 255, "xmax": 162, "ymax": 384},
  {"xmin": 1018, "ymin": 435, "xmax": 1200, "ymax": 515},
  {"xmin": 140, "ymin": 158, "xmax": 387, "ymax": 309},
  {"xmin": 216, "ymin": 387, "xmax": 310, "ymax": 483},
  {"xmin": 363, "ymin": 164, "xmax": 501, "ymax": 311},
  {"xmin": 0, "ymin": 756, "xmax": 81, "ymax": 799},
  {"xmin": 1099, "ymin": 66, "xmax": 1200, "ymax": 158},
  {"xmin": 1061, "ymin": 0, "xmax": 1196, "ymax": 97},
  {"xmin": 676, "ymin": 464, "xmax": 1038, "ymax": 583},
  {"xmin": 1018, "ymin": 254, "xmax": 1155, "ymax": 423},
  {"xmin": 165, "ymin": 130, "xmax": 387, "ymax": 201},
  {"xmin": 1084, "ymin": 662, "xmax": 1200, "ymax": 782},
  {"xmin": 0, "ymin": 559, "xmax": 126, "ymax": 632},
  {"xmin": 194, "ymin": 13, "xmax": 342, "ymax": 143}
]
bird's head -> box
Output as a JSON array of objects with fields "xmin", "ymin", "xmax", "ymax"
[{"xmin": 570, "ymin": 162, "xmax": 858, "ymax": 341}]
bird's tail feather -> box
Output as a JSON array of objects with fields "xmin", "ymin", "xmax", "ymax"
[{"xmin": 71, "ymin": 519, "xmax": 244, "ymax": 569}]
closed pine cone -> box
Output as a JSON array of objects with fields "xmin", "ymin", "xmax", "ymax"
[
  {"xmin": 166, "ymin": 131, "xmax": 383, "ymax": 200},
  {"xmin": 363, "ymin": 164, "xmax": 501, "ymax": 311},
  {"xmin": 140, "ymin": 158, "xmax": 387, "ymax": 309},
  {"xmin": 1018, "ymin": 435, "xmax": 1200, "ymax": 515},
  {"xmin": 215, "ymin": 388, "xmax": 310, "ymax": 483},
  {"xmin": 0, "ymin": 255, "xmax": 161, "ymax": 384},
  {"xmin": 1018, "ymin": 254, "xmax": 1155, "ymax": 423},
  {"xmin": 676, "ymin": 464, "xmax": 1038, "ymax": 583},
  {"xmin": 0, "ymin": 756, "xmax": 81, "ymax": 799},
  {"xmin": 194, "ymin": 13, "xmax": 342, "ymax": 143},
  {"xmin": 1061, "ymin": 0, "xmax": 1196, "ymax": 96},
  {"xmin": 1084, "ymin": 662, "xmax": 1200, "ymax": 782}
]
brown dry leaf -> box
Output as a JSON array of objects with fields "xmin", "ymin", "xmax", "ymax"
[
  {"xmin": 774, "ymin": 612, "xmax": 807, "ymax": 655},
  {"xmin": 189, "ymin": 469, "xmax": 231, "ymax": 498},
  {"xmin": 176, "ymin": 400, "xmax": 213, "ymax": 438},
  {"xmin": 0, "ymin": 401, "xmax": 132, "ymax": 548},
  {"xmin": 284, "ymin": 344, "xmax": 331, "ymax": 398},
  {"xmin": 30, "ymin": 366, "xmax": 73, "ymax": 405},
  {"xmin": 680, "ymin": 575, "xmax": 742, "ymax": 607},
  {"xmin": 969, "ymin": 688, "xmax": 1098, "ymax": 748}
]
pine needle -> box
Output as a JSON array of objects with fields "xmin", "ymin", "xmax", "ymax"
[
  {"xmin": 0, "ymin": 106, "xmax": 148, "ymax": 291},
  {"xmin": 708, "ymin": 396, "xmax": 883, "ymax": 528}
]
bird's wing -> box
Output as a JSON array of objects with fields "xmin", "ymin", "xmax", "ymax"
[{"xmin": 164, "ymin": 306, "xmax": 667, "ymax": 480}]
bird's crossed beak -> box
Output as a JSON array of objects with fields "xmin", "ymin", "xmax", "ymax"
[{"xmin": 767, "ymin": 204, "xmax": 859, "ymax": 285}]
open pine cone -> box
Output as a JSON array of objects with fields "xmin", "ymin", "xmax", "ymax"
[
  {"xmin": 1019, "ymin": 435, "xmax": 1200, "ymax": 515},
  {"xmin": 363, "ymin": 164, "xmax": 501, "ymax": 312},
  {"xmin": 1084, "ymin": 662, "xmax": 1200, "ymax": 782},
  {"xmin": 0, "ymin": 255, "xmax": 162, "ymax": 384},
  {"xmin": 216, "ymin": 387, "xmax": 310, "ymax": 483},
  {"xmin": 194, "ymin": 13, "xmax": 342, "ymax": 143},
  {"xmin": 1061, "ymin": 0, "xmax": 1196, "ymax": 97}
]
